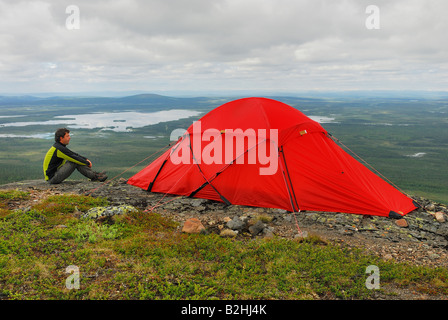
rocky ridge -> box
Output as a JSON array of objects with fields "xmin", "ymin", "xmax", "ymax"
[{"xmin": 2, "ymin": 179, "xmax": 448, "ymax": 269}]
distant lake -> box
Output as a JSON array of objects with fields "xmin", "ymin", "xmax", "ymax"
[
  {"xmin": 308, "ymin": 116, "xmax": 336, "ymax": 124},
  {"xmin": 0, "ymin": 110, "xmax": 337, "ymax": 139},
  {"xmin": 0, "ymin": 110, "xmax": 203, "ymax": 133}
]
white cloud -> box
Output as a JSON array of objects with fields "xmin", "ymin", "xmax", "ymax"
[{"xmin": 0, "ymin": 0, "xmax": 447, "ymax": 94}]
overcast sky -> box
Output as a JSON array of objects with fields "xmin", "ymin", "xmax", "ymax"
[{"xmin": 0, "ymin": 0, "xmax": 447, "ymax": 96}]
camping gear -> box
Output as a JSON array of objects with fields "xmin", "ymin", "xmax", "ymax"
[{"xmin": 128, "ymin": 97, "xmax": 417, "ymax": 218}]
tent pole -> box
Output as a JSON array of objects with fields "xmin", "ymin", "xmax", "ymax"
[
  {"xmin": 147, "ymin": 158, "xmax": 168, "ymax": 191},
  {"xmin": 188, "ymin": 141, "xmax": 231, "ymax": 206},
  {"xmin": 279, "ymin": 146, "xmax": 299, "ymax": 212}
]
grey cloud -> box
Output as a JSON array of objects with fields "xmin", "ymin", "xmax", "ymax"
[{"xmin": 0, "ymin": 0, "xmax": 447, "ymax": 93}]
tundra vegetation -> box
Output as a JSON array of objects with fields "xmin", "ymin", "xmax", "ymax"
[{"xmin": 1, "ymin": 189, "xmax": 448, "ymax": 300}]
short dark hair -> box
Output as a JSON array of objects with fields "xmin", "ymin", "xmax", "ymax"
[{"xmin": 55, "ymin": 128, "xmax": 70, "ymax": 143}]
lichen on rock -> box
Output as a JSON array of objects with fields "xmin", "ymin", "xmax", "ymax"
[{"xmin": 83, "ymin": 204, "xmax": 138, "ymax": 219}]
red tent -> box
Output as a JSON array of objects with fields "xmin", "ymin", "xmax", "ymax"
[{"xmin": 128, "ymin": 97, "xmax": 417, "ymax": 218}]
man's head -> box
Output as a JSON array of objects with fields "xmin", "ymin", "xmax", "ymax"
[{"xmin": 55, "ymin": 128, "xmax": 71, "ymax": 145}]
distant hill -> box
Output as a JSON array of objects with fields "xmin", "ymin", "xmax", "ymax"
[{"xmin": 0, "ymin": 93, "xmax": 217, "ymax": 112}]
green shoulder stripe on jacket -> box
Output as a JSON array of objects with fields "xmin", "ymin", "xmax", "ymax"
[{"xmin": 56, "ymin": 149, "xmax": 87, "ymax": 166}]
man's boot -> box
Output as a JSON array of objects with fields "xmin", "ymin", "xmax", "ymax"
[{"xmin": 93, "ymin": 171, "xmax": 108, "ymax": 182}]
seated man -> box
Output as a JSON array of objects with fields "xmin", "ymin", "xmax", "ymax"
[{"xmin": 43, "ymin": 128, "xmax": 107, "ymax": 184}]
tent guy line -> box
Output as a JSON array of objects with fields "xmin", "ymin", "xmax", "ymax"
[{"xmin": 328, "ymin": 133, "xmax": 409, "ymax": 197}]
